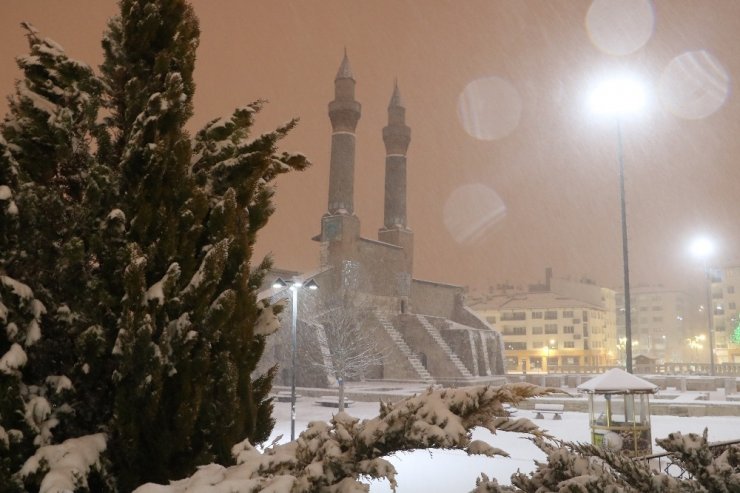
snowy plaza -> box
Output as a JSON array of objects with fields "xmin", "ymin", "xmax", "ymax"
[{"xmin": 269, "ymin": 381, "xmax": 740, "ymax": 492}]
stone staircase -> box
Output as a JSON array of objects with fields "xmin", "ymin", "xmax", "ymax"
[
  {"xmin": 313, "ymin": 323, "xmax": 338, "ymax": 386},
  {"xmin": 375, "ymin": 310, "xmax": 435, "ymax": 384},
  {"xmin": 416, "ymin": 315, "xmax": 473, "ymax": 378},
  {"xmin": 479, "ymin": 331, "xmax": 493, "ymax": 376}
]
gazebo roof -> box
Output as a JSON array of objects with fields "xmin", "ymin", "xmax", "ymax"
[{"xmin": 577, "ymin": 368, "xmax": 658, "ymax": 395}]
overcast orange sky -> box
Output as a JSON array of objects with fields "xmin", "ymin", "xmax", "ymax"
[{"xmin": 2, "ymin": 1, "xmax": 739, "ymax": 295}]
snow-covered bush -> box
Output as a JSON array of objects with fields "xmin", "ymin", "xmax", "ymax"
[{"xmin": 134, "ymin": 383, "xmax": 557, "ymax": 492}]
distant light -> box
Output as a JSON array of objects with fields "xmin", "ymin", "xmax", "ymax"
[
  {"xmin": 689, "ymin": 236, "xmax": 715, "ymax": 260},
  {"xmin": 272, "ymin": 277, "xmax": 288, "ymax": 289},
  {"xmin": 589, "ymin": 75, "xmax": 647, "ymax": 116}
]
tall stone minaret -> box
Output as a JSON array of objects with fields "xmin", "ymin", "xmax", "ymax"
[
  {"xmin": 378, "ymin": 81, "xmax": 413, "ymax": 274},
  {"xmin": 318, "ymin": 52, "xmax": 362, "ymax": 264},
  {"xmin": 327, "ymin": 51, "xmax": 361, "ymax": 215}
]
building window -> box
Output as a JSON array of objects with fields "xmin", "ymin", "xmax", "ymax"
[
  {"xmin": 653, "ymin": 316, "xmax": 663, "ymax": 322},
  {"xmin": 531, "ymin": 311, "xmax": 543, "ymax": 319},
  {"xmin": 544, "ymin": 324, "xmax": 558, "ymax": 334},
  {"xmin": 486, "ymin": 316, "xmax": 496, "ymax": 324},
  {"xmin": 563, "ymin": 310, "xmax": 574, "ymax": 318},
  {"xmin": 505, "ymin": 342, "xmax": 527, "ymax": 350},
  {"xmin": 532, "ymin": 341, "xmax": 544, "ymax": 348},
  {"xmin": 729, "ymin": 286, "xmax": 735, "ymax": 294},
  {"xmin": 503, "ymin": 327, "xmax": 526, "ymax": 336},
  {"xmin": 501, "ymin": 312, "xmax": 526, "ymax": 321},
  {"xmin": 563, "ymin": 341, "xmax": 575, "ymax": 348},
  {"xmin": 532, "ymin": 326, "xmax": 543, "ymax": 335},
  {"xmin": 563, "ymin": 326, "xmax": 575, "ymax": 334},
  {"xmin": 544, "ymin": 310, "xmax": 558, "ymax": 320}
]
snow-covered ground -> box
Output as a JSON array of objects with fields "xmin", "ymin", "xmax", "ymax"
[{"xmin": 270, "ymin": 387, "xmax": 740, "ymax": 493}]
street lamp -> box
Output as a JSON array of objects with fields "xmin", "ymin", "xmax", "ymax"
[
  {"xmin": 589, "ymin": 74, "xmax": 647, "ymax": 374},
  {"xmin": 272, "ymin": 276, "xmax": 319, "ymax": 440},
  {"xmin": 689, "ymin": 236, "xmax": 716, "ymax": 375}
]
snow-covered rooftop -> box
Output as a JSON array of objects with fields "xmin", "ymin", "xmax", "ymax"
[{"xmin": 577, "ymin": 368, "xmax": 659, "ymax": 394}]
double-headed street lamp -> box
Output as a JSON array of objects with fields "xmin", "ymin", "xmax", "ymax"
[
  {"xmin": 589, "ymin": 74, "xmax": 647, "ymax": 374},
  {"xmin": 272, "ymin": 277, "xmax": 319, "ymax": 440}
]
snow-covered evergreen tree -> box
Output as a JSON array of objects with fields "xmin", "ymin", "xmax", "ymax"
[
  {"xmin": 0, "ymin": 1, "xmax": 308, "ymax": 489},
  {"xmin": 0, "ymin": 22, "xmax": 110, "ymax": 491}
]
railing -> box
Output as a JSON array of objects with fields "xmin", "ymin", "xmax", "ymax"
[
  {"xmin": 507, "ymin": 363, "xmax": 740, "ymax": 376},
  {"xmin": 634, "ymin": 362, "xmax": 740, "ymax": 376},
  {"xmin": 636, "ymin": 438, "xmax": 740, "ymax": 478}
]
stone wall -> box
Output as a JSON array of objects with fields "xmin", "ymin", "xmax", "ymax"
[{"xmin": 410, "ymin": 279, "xmax": 461, "ymax": 319}]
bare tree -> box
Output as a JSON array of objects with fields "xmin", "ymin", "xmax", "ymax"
[{"xmin": 303, "ymin": 299, "xmax": 385, "ymax": 411}]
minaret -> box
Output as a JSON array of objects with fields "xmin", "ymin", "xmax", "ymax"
[
  {"xmin": 378, "ymin": 81, "xmax": 413, "ymax": 274},
  {"xmin": 327, "ymin": 51, "xmax": 361, "ymax": 215},
  {"xmin": 318, "ymin": 52, "xmax": 362, "ymax": 264}
]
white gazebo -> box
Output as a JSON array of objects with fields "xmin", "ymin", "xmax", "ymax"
[{"xmin": 577, "ymin": 368, "xmax": 658, "ymax": 457}]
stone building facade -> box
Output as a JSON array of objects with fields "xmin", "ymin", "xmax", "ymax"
[{"xmin": 263, "ymin": 53, "xmax": 505, "ymax": 386}]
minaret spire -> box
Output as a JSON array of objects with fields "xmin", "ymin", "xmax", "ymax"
[{"xmin": 336, "ymin": 48, "xmax": 354, "ymax": 80}]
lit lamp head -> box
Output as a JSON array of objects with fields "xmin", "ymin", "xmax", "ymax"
[
  {"xmin": 589, "ymin": 74, "xmax": 647, "ymax": 117},
  {"xmin": 305, "ymin": 279, "xmax": 319, "ymax": 291},
  {"xmin": 689, "ymin": 236, "xmax": 716, "ymax": 261},
  {"xmin": 272, "ymin": 277, "xmax": 319, "ymax": 291}
]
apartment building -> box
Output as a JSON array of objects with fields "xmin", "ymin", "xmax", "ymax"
[
  {"xmin": 709, "ymin": 266, "xmax": 740, "ymax": 363},
  {"xmin": 472, "ymin": 271, "xmax": 617, "ymax": 372},
  {"xmin": 616, "ymin": 286, "xmax": 688, "ymax": 363}
]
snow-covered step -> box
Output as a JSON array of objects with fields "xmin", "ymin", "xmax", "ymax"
[
  {"xmin": 479, "ymin": 331, "xmax": 492, "ymax": 376},
  {"xmin": 375, "ymin": 311, "xmax": 435, "ymax": 384},
  {"xmin": 416, "ymin": 315, "xmax": 473, "ymax": 378},
  {"xmin": 467, "ymin": 330, "xmax": 480, "ymax": 376},
  {"xmin": 314, "ymin": 322, "xmax": 338, "ymax": 386}
]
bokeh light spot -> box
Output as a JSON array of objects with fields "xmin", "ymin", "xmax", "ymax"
[
  {"xmin": 457, "ymin": 76, "xmax": 522, "ymax": 141},
  {"xmin": 586, "ymin": 0, "xmax": 654, "ymax": 56},
  {"xmin": 443, "ymin": 184, "xmax": 506, "ymax": 244},
  {"xmin": 659, "ymin": 50, "xmax": 730, "ymax": 120}
]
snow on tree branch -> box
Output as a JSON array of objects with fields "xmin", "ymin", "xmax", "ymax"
[{"xmin": 134, "ymin": 384, "xmax": 558, "ymax": 493}]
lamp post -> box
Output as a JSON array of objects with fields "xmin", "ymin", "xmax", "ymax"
[
  {"xmin": 545, "ymin": 339, "xmax": 556, "ymax": 372},
  {"xmin": 589, "ymin": 75, "xmax": 646, "ymax": 373},
  {"xmin": 689, "ymin": 236, "xmax": 716, "ymax": 375},
  {"xmin": 272, "ymin": 277, "xmax": 319, "ymax": 440}
]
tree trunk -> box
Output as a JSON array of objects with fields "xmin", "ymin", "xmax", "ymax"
[{"xmin": 338, "ymin": 378, "xmax": 345, "ymax": 412}]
